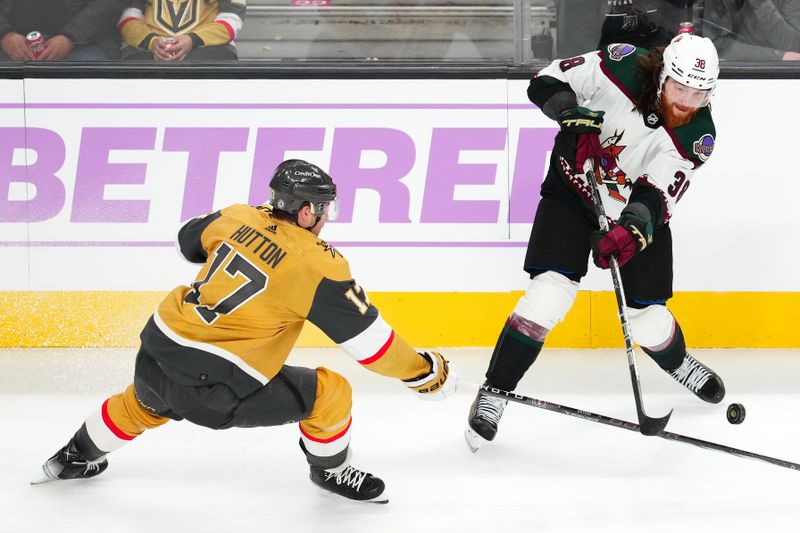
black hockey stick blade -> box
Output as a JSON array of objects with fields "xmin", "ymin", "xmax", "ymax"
[
  {"xmin": 477, "ymin": 384, "xmax": 800, "ymax": 472},
  {"xmin": 638, "ymin": 409, "xmax": 672, "ymax": 436},
  {"xmin": 629, "ymin": 363, "xmax": 672, "ymax": 436}
]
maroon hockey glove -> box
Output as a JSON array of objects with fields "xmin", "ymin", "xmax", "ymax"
[
  {"xmin": 575, "ymin": 131, "xmax": 602, "ymax": 177},
  {"xmin": 592, "ymin": 211, "xmax": 654, "ymax": 269}
]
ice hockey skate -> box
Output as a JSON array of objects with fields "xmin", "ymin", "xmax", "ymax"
[
  {"xmin": 309, "ymin": 463, "xmax": 388, "ymax": 504},
  {"xmin": 31, "ymin": 440, "xmax": 108, "ymax": 485},
  {"xmin": 464, "ymin": 388, "xmax": 508, "ymax": 452},
  {"xmin": 667, "ymin": 353, "xmax": 725, "ymax": 404}
]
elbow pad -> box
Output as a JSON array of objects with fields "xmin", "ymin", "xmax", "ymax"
[{"xmin": 528, "ymin": 75, "xmax": 578, "ymax": 120}]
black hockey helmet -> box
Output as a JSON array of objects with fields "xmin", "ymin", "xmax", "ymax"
[{"xmin": 269, "ymin": 159, "xmax": 338, "ymax": 220}]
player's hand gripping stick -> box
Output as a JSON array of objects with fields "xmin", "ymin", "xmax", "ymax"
[{"xmin": 591, "ymin": 209, "xmax": 653, "ymax": 269}]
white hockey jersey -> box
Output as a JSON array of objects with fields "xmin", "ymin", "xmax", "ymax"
[{"xmin": 535, "ymin": 43, "xmax": 716, "ymax": 223}]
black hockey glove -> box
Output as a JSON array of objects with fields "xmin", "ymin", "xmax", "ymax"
[
  {"xmin": 592, "ymin": 205, "xmax": 653, "ymax": 269},
  {"xmin": 558, "ymin": 107, "xmax": 605, "ymax": 176},
  {"xmin": 557, "ymin": 107, "xmax": 604, "ymax": 134}
]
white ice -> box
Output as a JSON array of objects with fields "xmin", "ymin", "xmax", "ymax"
[{"xmin": 2, "ymin": 347, "xmax": 800, "ymax": 533}]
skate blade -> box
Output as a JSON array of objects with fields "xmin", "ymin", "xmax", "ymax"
[
  {"xmin": 30, "ymin": 463, "xmax": 59, "ymax": 485},
  {"xmin": 30, "ymin": 474, "xmax": 57, "ymax": 485},
  {"xmin": 464, "ymin": 428, "xmax": 486, "ymax": 453},
  {"xmin": 361, "ymin": 490, "xmax": 389, "ymax": 505},
  {"xmin": 313, "ymin": 486, "xmax": 389, "ymax": 504}
]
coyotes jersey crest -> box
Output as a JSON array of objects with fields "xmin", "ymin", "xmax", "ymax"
[{"xmin": 598, "ymin": 131, "xmax": 632, "ymax": 203}]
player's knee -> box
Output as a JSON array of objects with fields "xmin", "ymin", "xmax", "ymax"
[
  {"xmin": 300, "ymin": 368, "xmax": 353, "ymax": 467},
  {"xmin": 628, "ymin": 304, "xmax": 675, "ymax": 348},
  {"xmin": 513, "ymin": 270, "xmax": 579, "ymax": 330},
  {"xmin": 309, "ymin": 367, "xmax": 352, "ymax": 426}
]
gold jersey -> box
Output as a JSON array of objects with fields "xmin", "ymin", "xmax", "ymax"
[{"xmin": 146, "ymin": 204, "xmax": 428, "ymax": 397}]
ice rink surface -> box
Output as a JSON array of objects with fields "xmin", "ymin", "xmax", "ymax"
[{"xmin": 2, "ymin": 347, "xmax": 800, "ymax": 533}]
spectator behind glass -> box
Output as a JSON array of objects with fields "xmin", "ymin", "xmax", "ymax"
[
  {"xmin": 0, "ymin": 0, "xmax": 125, "ymax": 61},
  {"xmin": 599, "ymin": 0, "xmax": 686, "ymax": 50},
  {"xmin": 556, "ymin": 1, "xmax": 689, "ymax": 58},
  {"xmin": 118, "ymin": 0, "xmax": 246, "ymax": 61},
  {"xmin": 703, "ymin": 0, "xmax": 800, "ymax": 61}
]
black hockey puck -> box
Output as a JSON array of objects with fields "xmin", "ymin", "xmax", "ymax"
[{"xmin": 726, "ymin": 403, "xmax": 746, "ymax": 424}]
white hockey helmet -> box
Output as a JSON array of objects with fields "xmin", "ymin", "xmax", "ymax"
[{"xmin": 659, "ymin": 34, "xmax": 719, "ymax": 107}]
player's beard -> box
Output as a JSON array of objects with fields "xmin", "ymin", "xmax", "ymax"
[{"xmin": 660, "ymin": 97, "xmax": 700, "ymax": 129}]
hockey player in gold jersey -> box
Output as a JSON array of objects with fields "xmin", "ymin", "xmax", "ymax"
[{"xmin": 35, "ymin": 159, "xmax": 456, "ymax": 503}]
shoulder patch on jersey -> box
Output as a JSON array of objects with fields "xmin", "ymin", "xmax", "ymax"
[
  {"xmin": 316, "ymin": 239, "xmax": 342, "ymax": 259},
  {"xmin": 671, "ymin": 106, "xmax": 716, "ymax": 166},
  {"xmin": 606, "ymin": 43, "xmax": 637, "ymax": 61},
  {"xmin": 692, "ymin": 133, "xmax": 715, "ymax": 162}
]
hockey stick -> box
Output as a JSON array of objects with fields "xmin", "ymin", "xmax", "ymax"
[
  {"xmin": 586, "ymin": 165, "xmax": 672, "ymax": 436},
  {"xmin": 475, "ymin": 382, "xmax": 800, "ymax": 472}
]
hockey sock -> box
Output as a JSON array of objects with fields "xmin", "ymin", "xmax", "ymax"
[
  {"xmin": 71, "ymin": 423, "xmax": 107, "ymax": 462},
  {"xmin": 485, "ymin": 316, "xmax": 546, "ymax": 391},
  {"xmin": 299, "ymin": 438, "xmax": 351, "ymax": 471},
  {"xmin": 641, "ymin": 322, "xmax": 687, "ymax": 371}
]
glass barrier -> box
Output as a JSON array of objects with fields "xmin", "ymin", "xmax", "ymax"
[
  {"xmin": 1, "ymin": 1, "xmax": 799, "ymax": 67},
  {"xmin": 238, "ymin": 0, "xmax": 542, "ymax": 62},
  {"xmin": 553, "ymin": 0, "xmax": 691, "ymax": 59},
  {"xmin": 553, "ymin": 0, "xmax": 800, "ymax": 64}
]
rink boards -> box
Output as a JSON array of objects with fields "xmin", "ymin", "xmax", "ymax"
[
  {"xmin": 1, "ymin": 290, "xmax": 798, "ymax": 348},
  {"xmin": 1, "ymin": 78, "xmax": 798, "ymax": 347}
]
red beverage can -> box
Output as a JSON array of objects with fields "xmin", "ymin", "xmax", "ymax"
[
  {"xmin": 25, "ymin": 31, "xmax": 45, "ymax": 58},
  {"xmin": 161, "ymin": 36, "xmax": 178, "ymax": 55},
  {"xmin": 677, "ymin": 22, "xmax": 695, "ymax": 35}
]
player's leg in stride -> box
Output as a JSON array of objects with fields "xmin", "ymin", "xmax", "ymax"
[
  {"xmin": 35, "ymin": 432, "xmax": 109, "ymax": 484},
  {"xmin": 33, "ymin": 382, "xmax": 167, "ymax": 484},
  {"xmin": 631, "ymin": 305, "xmax": 725, "ymax": 403},
  {"xmin": 300, "ymin": 368, "xmax": 387, "ymax": 503},
  {"xmin": 466, "ymin": 271, "xmax": 578, "ymax": 451}
]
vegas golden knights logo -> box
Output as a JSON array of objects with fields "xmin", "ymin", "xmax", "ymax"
[{"xmin": 155, "ymin": 0, "xmax": 201, "ymax": 33}]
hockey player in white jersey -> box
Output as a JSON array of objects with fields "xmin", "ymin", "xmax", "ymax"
[{"xmin": 467, "ymin": 34, "xmax": 725, "ymax": 449}]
